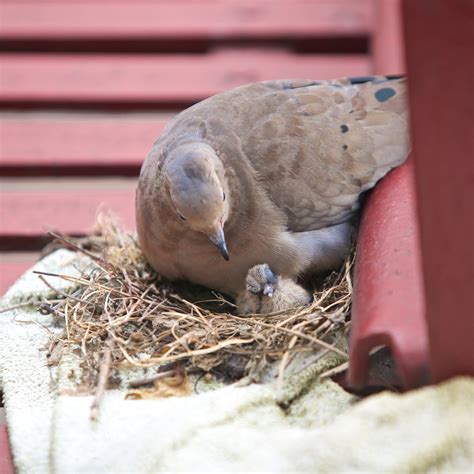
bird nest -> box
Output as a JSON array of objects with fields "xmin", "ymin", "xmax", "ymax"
[{"xmin": 37, "ymin": 215, "xmax": 353, "ymax": 404}]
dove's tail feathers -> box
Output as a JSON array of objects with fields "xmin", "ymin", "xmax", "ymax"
[
  {"xmin": 347, "ymin": 74, "xmax": 405, "ymax": 85},
  {"xmin": 385, "ymin": 74, "xmax": 406, "ymax": 81},
  {"xmin": 260, "ymin": 76, "xmax": 407, "ymax": 97}
]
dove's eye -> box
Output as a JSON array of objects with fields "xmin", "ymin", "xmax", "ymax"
[{"xmin": 177, "ymin": 210, "xmax": 187, "ymax": 221}]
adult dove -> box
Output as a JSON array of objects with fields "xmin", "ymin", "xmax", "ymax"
[{"xmin": 136, "ymin": 76, "xmax": 409, "ymax": 313}]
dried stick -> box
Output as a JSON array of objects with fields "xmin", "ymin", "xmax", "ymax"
[
  {"xmin": 319, "ymin": 361, "xmax": 349, "ymax": 379},
  {"xmin": 90, "ymin": 338, "xmax": 114, "ymax": 421},
  {"xmin": 128, "ymin": 370, "xmax": 176, "ymax": 388},
  {"xmin": 47, "ymin": 231, "xmax": 113, "ymax": 270}
]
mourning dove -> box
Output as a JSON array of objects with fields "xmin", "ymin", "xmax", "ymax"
[{"xmin": 136, "ymin": 76, "xmax": 409, "ymax": 313}]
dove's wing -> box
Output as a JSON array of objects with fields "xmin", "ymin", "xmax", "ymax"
[{"xmin": 240, "ymin": 77, "xmax": 409, "ymax": 232}]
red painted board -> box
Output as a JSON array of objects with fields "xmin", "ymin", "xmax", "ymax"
[
  {"xmin": 372, "ymin": 0, "xmax": 405, "ymax": 74},
  {"xmin": 0, "ymin": 1, "xmax": 372, "ymax": 41},
  {"xmin": 0, "ymin": 423, "xmax": 14, "ymax": 474},
  {"xmin": 0, "ymin": 114, "xmax": 168, "ymax": 170},
  {"xmin": 0, "ymin": 51, "xmax": 371, "ymax": 107},
  {"xmin": 402, "ymin": 0, "xmax": 474, "ymax": 382},
  {"xmin": 348, "ymin": 161, "xmax": 430, "ymax": 389},
  {"xmin": 0, "ymin": 253, "xmax": 40, "ymax": 295},
  {"xmin": 0, "ymin": 179, "xmax": 136, "ymax": 239}
]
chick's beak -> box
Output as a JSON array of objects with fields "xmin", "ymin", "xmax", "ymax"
[
  {"xmin": 263, "ymin": 284, "xmax": 274, "ymax": 298},
  {"xmin": 207, "ymin": 225, "xmax": 229, "ymax": 261}
]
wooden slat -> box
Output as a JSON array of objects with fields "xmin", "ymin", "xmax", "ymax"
[
  {"xmin": 0, "ymin": 423, "xmax": 14, "ymax": 474},
  {"xmin": 0, "ymin": 113, "xmax": 168, "ymax": 171},
  {"xmin": 0, "ymin": 253, "xmax": 39, "ymax": 295},
  {"xmin": 0, "ymin": 179, "xmax": 136, "ymax": 242},
  {"xmin": 0, "ymin": 51, "xmax": 372, "ymax": 107},
  {"xmin": 0, "ymin": 1, "xmax": 373, "ymax": 41},
  {"xmin": 373, "ymin": 0, "xmax": 405, "ymax": 74}
]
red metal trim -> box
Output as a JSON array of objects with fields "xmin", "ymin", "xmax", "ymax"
[
  {"xmin": 348, "ymin": 161, "xmax": 430, "ymax": 389},
  {"xmin": 402, "ymin": 0, "xmax": 474, "ymax": 382}
]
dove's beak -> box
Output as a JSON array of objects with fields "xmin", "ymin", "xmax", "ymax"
[{"xmin": 207, "ymin": 225, "xmax": 230, "ymax": 261}]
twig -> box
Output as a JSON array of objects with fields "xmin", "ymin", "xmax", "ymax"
[
  {"xmin": 226, "ymin": 315, "xmax": 348, "ymax": 358},
  {"xmin": 319, "ymin": 361, "xmax": 349, "ymax": 379},
  {"xmin": 276, "ymin": 335, "xmax": 298, "ymax": 393},
  {"xmin": 90, "ymin": 338, "xmax": 114, "ymax": 421},
  {"xmin": 47, "ymin": 230, "xmax": 113, "ymax": 270},
  {"xmin": 0, "ymin": 302, "xmax": 38, "ymax": 314},
  {"xmin": 128, "ymin": 370, "xmax": 176, "ymax": 388}
]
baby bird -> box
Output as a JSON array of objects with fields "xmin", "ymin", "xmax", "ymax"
[
  {"xmin": 236, "ymin": 264, "xmax": 312, "ymax": 314},
  {"xmin": 136, "ymin": 77, "xmax": 409, "ymax": 314}
]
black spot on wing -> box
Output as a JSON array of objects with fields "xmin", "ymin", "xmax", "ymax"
[
  {"xmin": 340, "ymin": 124, "xmax": 349, "ymax": 133},
  {"xmin": 375, "ymin": 87, "xmax": 396, "ymax": 102}
]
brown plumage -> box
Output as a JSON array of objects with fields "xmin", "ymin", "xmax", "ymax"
[{"xmin": 136, "ymin": 77, "xmax": 409, "ymax": 313}]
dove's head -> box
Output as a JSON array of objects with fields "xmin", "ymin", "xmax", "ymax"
[{"xmin": 164, "ymin": 142, "xmax": 230, "ymax": 260}]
